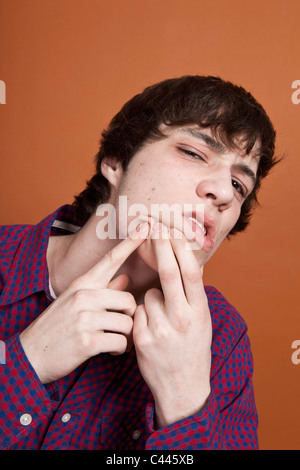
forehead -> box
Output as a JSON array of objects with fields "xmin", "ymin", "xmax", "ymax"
[
  {"xmin": 163, "ymin": 124, "xmax": 260, "ymax": 152},
  {"xmin": 160, "ymin": 123, "xmax": 261, "ymax": 167}
]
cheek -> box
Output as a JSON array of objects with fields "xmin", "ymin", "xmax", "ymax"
[{"xmin": 219, "ymin": 205, "xmax": 242, "ymax": 237}]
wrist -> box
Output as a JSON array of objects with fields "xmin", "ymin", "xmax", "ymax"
[
  {"xmin": 154, "ymin": 385, "xmax": 211, "ymax": 429},
  {"xmin": 19, "ymin": 331, "xmax": 48, "ymax": 384}
]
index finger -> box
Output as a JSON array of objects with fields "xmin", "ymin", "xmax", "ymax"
[
  {"xmin": 79, "ymin": 222, "xmax": 150, "ymax": 288},
  {"xmin": 151, "ymin": 223, "xmax": 186, "ymax": 306}
]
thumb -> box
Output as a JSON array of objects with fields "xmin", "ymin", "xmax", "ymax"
[
  {"xmin": 107, "ymin": 273, "xmax": 130, "ymax": 291},
  {"xmin": 133, "ymin": 303, "xmax": 148, "ymax": 331}
]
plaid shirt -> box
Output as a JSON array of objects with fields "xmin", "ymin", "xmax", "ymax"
[{"xmin": 0, "ymin": 205, "xmax": 258, "ymax": 450}]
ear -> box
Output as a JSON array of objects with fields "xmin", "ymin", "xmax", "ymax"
[{"xmin": 100, "ymin": 158, "xmax": 124, "ymax": 189}]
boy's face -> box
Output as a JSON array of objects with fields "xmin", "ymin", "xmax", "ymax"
[{"xmin": 106, "ymin": 124, "xmax": 259, "ymax": 270}]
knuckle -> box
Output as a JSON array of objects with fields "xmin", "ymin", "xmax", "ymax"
[
  {"xmin": 104, "ymin": 248, "xmax": 118, "ymax": 265},
  {"xmin": 159, "ymin": 268, "xmax": 178, "ymax": 283},
  {"xmin": 72, "ymin": 289, "xmax": 88, "ymax": 307},
  {"xmin": 121, "ymin": 314, "xmax": 133, "ymax": 333},
  {"xmin": 182, "ymin": 269, "xmax": 202, "ymax": 284},
  {"xmin": 124, "ymin": 292, "xmax": 136, "ymax": 310},
  {"xmin": 133, "ymin": 329, "xmax": 151, "ymax": 349},
  {"xmin": 68, "ymin": 277, "xmax": 83, "ymax": 292},
  {"xmin": 77, "ymin": 331, "xmax": 93, "ymax": 352},
  {"xmin": 74, "ymin": 310, "xmax": 91, "ymax": 331},
  {"xmin": 173, "ymin": 316, "xmax": 191, "ymax": 333},
  {"xmin": 169, "ymin": 308, "xmax": 191, "ymax": 333},
  {"xmin": 155, "ymin": 324, "xmax": 170, "ymax": 340},
  {"xmin": 126, "ymin": 314, "xmax": 134, "ymax": 328},
  {"xmin": 115, "ymin": 334, "xmax": 127, "ymax": 353}
]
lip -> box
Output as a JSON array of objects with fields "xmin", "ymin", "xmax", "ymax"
[
  {"xmin": 182, "ymin": 210, "xmax": 216, "ymax": 252},
  {"xmin": 137, "ymin": 209, "xmax": 217, "ymax": 252}
]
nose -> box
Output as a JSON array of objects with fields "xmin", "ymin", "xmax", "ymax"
[{"xmin": 195, "ymin": 169, "xmax": 234, "ymax": 210}]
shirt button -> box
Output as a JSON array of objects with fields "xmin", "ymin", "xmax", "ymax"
[
  {"xmin": 132, "ymin": 429, "xmax": 141, "ymax": 440},
  {"xmin": 61, "ymin": 413, "xmax": 71, "ymax": 423},
  {"xmin": 20, "ymin": 413, "xmax": 32, "ymax": 426}
]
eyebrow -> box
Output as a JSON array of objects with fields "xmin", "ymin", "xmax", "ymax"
[
  {"xmin": 232, "ymin": 163, "xmax": 256, "ymax": 186},
  {"xmin": 178, "ymin": 127, "xmax": 257, "ymax": 186},
  {"xmin": 179, "ymin": 127, "xmax": 226, "ymax": 154}
]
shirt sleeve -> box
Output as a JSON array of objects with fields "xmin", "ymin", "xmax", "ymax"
[
  {"xmin": 144, "ymin": 332, "xmax": 258, "ymax": 450},
  {"xmin": 0, "ymin": 333, "xmax": 57, "ymax": 449}
]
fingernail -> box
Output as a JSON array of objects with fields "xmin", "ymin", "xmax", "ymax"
[
  {"xmin": 153, "ymin": 222, "xmax": 162, "ymax": 233},
  {"xmin": 171, "ymin": 228, "xmax": 182, "ymax": 239},
  {"xmin": 137, "ymin": 222, "xmax": 149, "ymax": 236}
]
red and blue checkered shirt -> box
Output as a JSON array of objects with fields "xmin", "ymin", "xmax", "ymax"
[{"xmin": 0, "ymin": 205, "xmax": 258, "ymax": 450}]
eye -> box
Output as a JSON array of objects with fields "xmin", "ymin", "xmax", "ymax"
[
  {"xmin": 232, "ymin": 179, "xmax": 246, "ymax": 198},
  {"xmin": 178, "ymin": 147, "xmax": 205, "ymax": 161}
]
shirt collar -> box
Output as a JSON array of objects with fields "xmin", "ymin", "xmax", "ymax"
[{"xmin": 0, "ymin": 204, "xmax": 82, "ymax": 307}]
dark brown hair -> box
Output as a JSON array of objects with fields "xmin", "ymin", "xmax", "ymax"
[{"xmin": 72, "ymin": 75, "xmax": 278, "ymax": 235}]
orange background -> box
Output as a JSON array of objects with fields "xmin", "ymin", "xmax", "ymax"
[{"xmin": 0, "ymin": 0, "xmax": 299, "ymax": 450}]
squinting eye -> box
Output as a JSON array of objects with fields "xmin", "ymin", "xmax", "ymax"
[
  {"xmin": 232, "ymin": 179, "xmax": 246, "ymax": 197},
  {"xmin": 178, "ymin": 148, "xmax": 205, "ymax": 161}
]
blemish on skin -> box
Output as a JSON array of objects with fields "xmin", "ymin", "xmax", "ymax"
[{"xmin": 151, "ymin": 188, "xmax": 155, "ymax": 191}]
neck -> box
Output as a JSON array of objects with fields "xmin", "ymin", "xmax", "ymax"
[{"xmin": 46, "ymin": 213, "xmax": 159, "ymax": 303}]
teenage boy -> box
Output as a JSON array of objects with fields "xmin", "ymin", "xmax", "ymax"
[{"xmin": 0, "ymin": 76, "xmax": 277, "ymax": 450}]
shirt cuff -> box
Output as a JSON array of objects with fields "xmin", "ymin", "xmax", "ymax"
[
  {"xmin": 0, "ymin": 333, "xmax": 57, "ymax": 448},
  {"xmin": 145, "ymin": 391, "xmax": 223, "ymax": 449}
]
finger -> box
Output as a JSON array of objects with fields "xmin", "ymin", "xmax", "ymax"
[
  {"xmin": 124, "ymin": 331, "xmax": 134, "ymax": 353},
  {"xmin": 101, "ymin": 312, "xmax": 134, "ymax": 355},
  {"xmin": 73, "ymin": 289, "xmax": 136, "ymax": 317},
  {"xmin": 96, "ymin": 311, "xmax": 134, "ymax": 335},
  {"xmin": 133, "ymin": 303, "xmax": 148, "ymax": 339},
  {"xmin": 151, "ymin": 223, "xmax": 185, "ymax": 306},
  {"xmin": 169, "ymin": 228, "xmax": 206, "ymax": 307},
  {"xmin": 144, "ymin": 288, "xmax": 165, "ymax": 329},
  {"xmin": 77, "ymin": 312, "xmax": 133, "ymax": 355},
  {"xmin": 98, "ymin": 331, "xmax": 128, "ymax": 355},
  {"xmin": 107, "ymin": 273, "xmax": 130, "ymax": 291},
  {"xmin": 102, "ymin": 289, "xmax": 136, "ymax": 316},
  {"xmin": 79, "ymin": 222, "xmax": 150, "ymax": 289}
]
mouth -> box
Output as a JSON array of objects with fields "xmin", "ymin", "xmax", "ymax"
[
  {"xmin": 134, "ymin": 209, "xmax": 216, "ymax": 252},
  {"xmin": 182, "ymin": 210, "xmax": 216, "ymax": 252}
]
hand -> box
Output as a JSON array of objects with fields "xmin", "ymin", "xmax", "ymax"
[
  {"xmin": 133, "ymin": 223, "xmax": 212, "ymax": 428},
  {"xmin": 19, "ymin": 222, "xmax": 150, "ymax": 384}
]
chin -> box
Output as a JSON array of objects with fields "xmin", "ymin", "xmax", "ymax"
[
  {"xmin": 136, "ymin": 237, "xmax": 212, "ymax": 272},
  {"xmin": 136, "ymin": 239, "xmax": 159, "ymax": 273}
]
